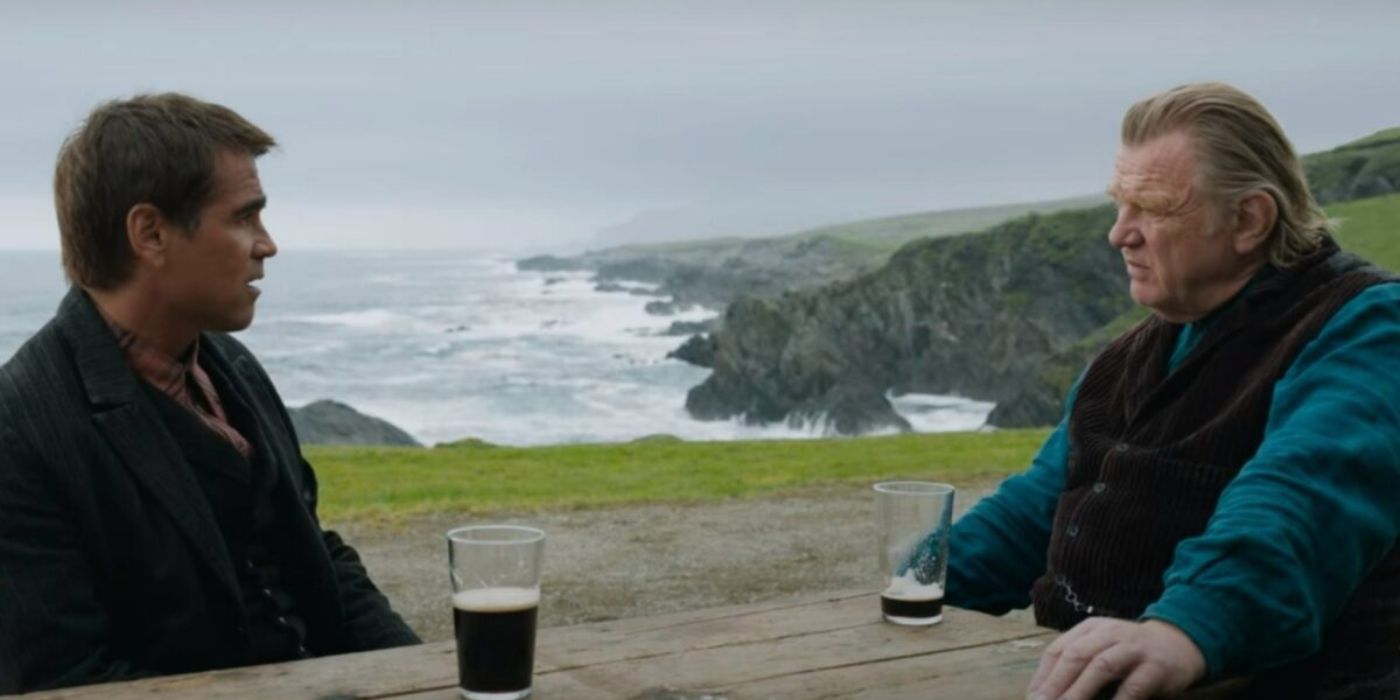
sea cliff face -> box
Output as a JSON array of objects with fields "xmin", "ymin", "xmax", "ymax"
[{"xmin": 685, "ymin": 206, "xmax": 1129, "ymax": 433}]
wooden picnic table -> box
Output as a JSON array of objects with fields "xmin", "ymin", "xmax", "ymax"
[{"xmin": 22, "ymin": 590, "xmax": 1246, "ymax": 699}]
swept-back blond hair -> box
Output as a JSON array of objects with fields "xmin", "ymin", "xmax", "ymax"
[{"xmin": 1122, "ymin": 82, "xmax": 1331, "ymax": 268}]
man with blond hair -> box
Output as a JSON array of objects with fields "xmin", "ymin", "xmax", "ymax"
[
  {"xmin": 945, "ymin": 82, "xmax": 1400, "ymax": 698},
  {"xmin": 0, "ymin": 94, "xmax": 418, "ymax": 693}
]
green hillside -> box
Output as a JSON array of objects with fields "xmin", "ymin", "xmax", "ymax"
[
  {"xmin": 308, "ymin": 430, "xmax": 1049, "ymax": 523},
  {"xmin": 1304, "ymin": 127, "xmax": 1400, "ymax": 205},
  {"xmin": 595, "ymin": 194, "xmax": 1109, "ymax": 262},
  {"xmin": 777, "ymin": 194, "xmax": 1110, "ymax": 252}
]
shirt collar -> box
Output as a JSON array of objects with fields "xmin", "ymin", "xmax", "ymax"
[{"xmin": 96, "ymin": 308, "xmax": 201, "ymax": 397}]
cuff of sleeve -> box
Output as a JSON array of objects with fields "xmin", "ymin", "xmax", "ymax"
[{"xmin": 1140, "ymin": 585, "xmax": 1247, "ymax": 680}]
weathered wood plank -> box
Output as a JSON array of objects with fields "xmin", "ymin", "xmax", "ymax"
[
  {"xmin": 530, "ymin": 614, "xmax": 1051, "ymax": 697},
  {"xmin": 718, "ymin": 634, "xmax": 1051, "ymax": 699},
  {"xmin": 539, "ymin": 593, "xmax": 1039, "ymax": 672},
  {"xmin": 20, "ymin": 596, "xmax": 1051, "ymax": 700},
  {"xmin": 20, "ymin": 642, "xmax": 459, "ymax": 700},
  {"xmin": 390, "ymin": 635, "xmax": 1054, "ymax": 700},
  {"xmin": 21, "ymin": 593, "xmax": 866, "ymax": 700}
]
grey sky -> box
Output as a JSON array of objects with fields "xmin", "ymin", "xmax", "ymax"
[{"xmin": 2, "ymin": 1, "xmax": 1398, "ymax": 252}]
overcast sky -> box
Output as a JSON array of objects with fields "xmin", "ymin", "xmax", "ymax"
[{"xmin": 2, "ymin": 1, "xmax": 1397, "ymax": 253}]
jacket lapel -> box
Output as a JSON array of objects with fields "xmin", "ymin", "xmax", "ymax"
[
  {"xmin": 55, "ymin": 288, "xmax": 241, "ymax": 604},
  {"xmin": 201, "ymin": 337, "xmax": 347, "ymax": 633}
]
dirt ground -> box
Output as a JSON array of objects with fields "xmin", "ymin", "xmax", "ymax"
[{"xmin": 332, "ymin": 479, "xmax": 1017, "ymax": 642}]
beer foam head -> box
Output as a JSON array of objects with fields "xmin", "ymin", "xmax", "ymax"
[
  {"xmin": 453, "ymin": 586, "xmax": 540, "ymax": 612},
  {"xmin": 884, "ymin": 570, "xmax": 944, "ymax": 602}
]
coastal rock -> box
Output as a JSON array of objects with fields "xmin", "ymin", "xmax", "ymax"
[
  {"xmin": 789, "ymin": 378, "xmax": 912, "ymax": 435},
  {"xmin": 631, "ymin": 433, "xmax": 684, "ymax": 443},
  {"xmin": 288, "ymin": 400, "xmax": 421, "ymax": 447},
  {"xmin": 667, "ymin": 334, "xmax": 717, "ymax": 368},
  {"xmin": 434, "ymin": 437, "xmax": 497, "ymax": 449},
  {"xmin": 597, "ymin": 256, "xmax": 680, "ymax": 285},
  {"xmin": 644, "ymin": 300, "xmax": 695, "ymax": 316},
  {"xmin": 987, "ymin": 308, "xmax": 1147, "ymax": 428}
]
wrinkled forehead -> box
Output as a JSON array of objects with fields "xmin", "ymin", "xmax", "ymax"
[{"xmin": 1108, "ymin": 132, "xmax": 1200, "ymax": 206}]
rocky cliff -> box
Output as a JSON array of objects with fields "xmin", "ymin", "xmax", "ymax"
[{"xmin": 685, "ymin": 205, "xmax": 1129, "ymax": 433}]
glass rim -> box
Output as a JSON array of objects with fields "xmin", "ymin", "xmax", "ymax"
[
  {"xmin": 446, "ymin": 525, "xmax": 546, "ymax": 545},
  {"xmin": 873, "ymin": 481, "xmax": 955, "ymax": 496}
]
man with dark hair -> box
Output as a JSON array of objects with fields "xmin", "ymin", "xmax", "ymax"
[
  {"xmin": 0, "ymin": 93, "xmax": 419, "ymax": 694},
  {"xmin": 944, "ymin": 83, "xmax": 1400, "ymax": 699}
]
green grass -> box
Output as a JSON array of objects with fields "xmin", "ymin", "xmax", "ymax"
[
  {"xmin": 306, "ymin": 430, "xmax": 1049, "ymax": 523},
  {"xmin": 1329, "ymin": 193, "xmax": 1400, "ymax": 270}
]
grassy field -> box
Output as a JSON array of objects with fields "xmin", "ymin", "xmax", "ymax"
[
  {"xmin": 306, "ymin": 429, "xmax": 1049, "ymax": 523},
  {"xmin": 1330, "ymin": 192, "xmax": 1400, "ymax": 270}
]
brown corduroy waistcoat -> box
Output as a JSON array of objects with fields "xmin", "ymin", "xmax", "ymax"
[{"xmin": 1032, "ymin": 240, "xmax": 1400, "ymax": 694}]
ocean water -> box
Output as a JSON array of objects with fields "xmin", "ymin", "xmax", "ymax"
[{"xmin": 0, "ymin": 250, "xmax": 992, "ymax": 446}]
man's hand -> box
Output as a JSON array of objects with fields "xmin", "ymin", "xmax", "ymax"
[{"xmin": 1026, "ymin": 618, "xmax": 1206, "ymax": 700}]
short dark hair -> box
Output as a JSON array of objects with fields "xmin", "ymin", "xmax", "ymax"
[{"xmin": 53, "ymin": 93, "xmax": 277, "ymax": 290}]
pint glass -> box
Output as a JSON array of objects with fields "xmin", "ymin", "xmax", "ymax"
[
  {"xmin": 447, "ymin": 525, "xmax": 545, "ymax": 700},
  {"xmin": 874, "ymin": 482, "xmax": 955, "ymax": 625}
]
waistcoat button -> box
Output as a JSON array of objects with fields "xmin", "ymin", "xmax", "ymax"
[
  {"xmin": 1066, "ymin": 524, "xmax": 1081, "ymax": 537},
  {"xmin": 1092, "ymin": 482, "xmax": 1107, "ymax": 493},
  {"xmin": 1115, "ymin": 443, "xmax": 1129, "ymax": 453}
]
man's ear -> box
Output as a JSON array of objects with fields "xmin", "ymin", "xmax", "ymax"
[
  {"xmin": 1231, "ymin": 190, "xmax": 1278, "ymax": 257},
  {"xmin": 125, "ymin": 203, "xmax": 171, "ymax": 267}
]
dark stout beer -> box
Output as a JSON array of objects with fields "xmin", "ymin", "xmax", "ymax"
[
  {"xmin": 881, "ymin": 578, "xmax": 944, "ymax": 626},
  {"xmin": 881, "ymin": 595, "xmax": 943, "ymax": 620},
  {"xmin": 453, "ymin": 588, "xmax": 539, "ymax": 697}
]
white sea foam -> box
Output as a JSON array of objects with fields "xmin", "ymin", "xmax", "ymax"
[
  {"xmin": 289, "ymin": 309, "xmax": 421, "ymax": 330},
  {"xmin": 889, "ymin": 392, "xmax": 994, "ymax": 433}
]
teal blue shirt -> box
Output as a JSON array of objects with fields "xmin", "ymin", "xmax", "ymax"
[{"xmin": 945, "ymin": 282, "xmax": 1400, "ymax": 678}]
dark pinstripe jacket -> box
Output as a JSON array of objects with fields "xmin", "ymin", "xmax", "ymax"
[{"xmin": 0, "ymin": 288, "xmax": 419, "ymax": 694}]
